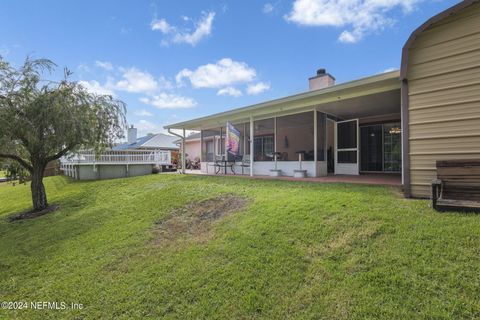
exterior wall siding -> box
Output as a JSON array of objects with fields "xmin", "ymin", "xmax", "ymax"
[{"xmin": 407, "ymin": 3, "xmax": 480, "ymax": 197}]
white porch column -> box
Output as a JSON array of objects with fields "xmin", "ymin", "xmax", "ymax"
[
  {"xmin": 250, "ymin": 115, "xmax": 254, "ymax": 177},
  {"xmin": 182, "ymin": 128, "xmax": 186, "ymax": 174},
  {"xmin": 313, "ymin": 108, "xmax": 317, "ymax": 177}
]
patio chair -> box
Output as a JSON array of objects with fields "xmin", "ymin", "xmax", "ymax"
[
  {"xmin": 206, "ymin": 155, "xmax": 224, "ymax": 174},
  {"xmin": 236, "ymin": 155, "xmax": 251, "ymax": 175}
]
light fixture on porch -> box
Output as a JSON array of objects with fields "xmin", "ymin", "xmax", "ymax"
[{"xmin": 389, "ymin": 127, "xmax": 401, "ymax": 134}]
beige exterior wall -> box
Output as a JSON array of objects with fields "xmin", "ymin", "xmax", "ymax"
[{"xmin": 407, "ymin": 2, "xmax": 480, "ymax": 197}]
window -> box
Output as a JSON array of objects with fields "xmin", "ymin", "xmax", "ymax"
[
  {"xmin": 254, "ymin": 118, "xmax": 274, "ymax": 161},
  {"xmin": 276, "ymin": 112, "xmax": 314, "ymax": 161}
]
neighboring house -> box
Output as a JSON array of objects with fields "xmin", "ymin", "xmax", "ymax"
[
  {"xmin": 174, "ymin": 132, "xmax": 201, "ymax": 161},
  {"xmin": 113, "ymin": 126, "xmax": 179, "ymax": 155},
  {"xmin": 165, "ymin": 0, "xmax": 480, "ymax": 198},
  {"xmin": 60, "ymin": 126, "xmax": 179, "ymax": 180}
]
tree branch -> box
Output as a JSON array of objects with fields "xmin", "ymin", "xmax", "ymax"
[
  {"xmin": 0, "ymin": 153, "xmax": 33, "ymax": 173},
  {"xmin": 45, "ymin": 145, "xmax": 75, "ymax": 163}
]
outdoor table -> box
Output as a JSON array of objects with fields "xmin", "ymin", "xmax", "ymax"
[{"xmin": 215, "ymin": 160, "xmax": 235, "ymax": 175}]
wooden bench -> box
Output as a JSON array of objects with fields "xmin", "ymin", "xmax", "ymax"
[{"xmin": 431, "ymin": 160, "xmax": 480, "ymax": 212}]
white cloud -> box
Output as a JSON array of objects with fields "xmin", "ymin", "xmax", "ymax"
[
  {"xmin": 140, "ymin": 93, "xmax": 197, "ymax": 109},
  {"xmin": 247, "ymin": 82, "xmax": 270, "ymax": 95},
  {"xmin": 115, "ymin": 67, "xmax": 158, "ymax": 93},
  {"xmin": 157, "ymin": 76, "xmax": 174, "ymax": 90},
  {"xmin": 151, "ymin": 11, "xmax": 215, "ymax": 46},
  {"xmin": 285, "ymin": 0, "xmax": 420, "ymax": 43},
  {"xmin": 78, "ymin": 80, "xmax": 115, "ymax": 96},
  {"xmin": 151, "ymin": 19, "xmax": 172, "ymax": 33},
  {"xmin": 176, "ymin": 58, "xmax": 257, "ymax": 88},
  {"xmin": 135, "ymin": 119, "xmax": 162, "ymax": 136},
  {"xmin": 263, "ymin": 3, "xmax": 274, "ymax": 13},
  {"xmin": 95, "ymin": 60, "xmax": 113, "ymax": 71},
  {"xmin": 217, "ymin": 87, "xmax": 242, "ymax": 97},
  {"xmin": 134, "ymin": 109, "xmax": 154, "ymax": 117}
]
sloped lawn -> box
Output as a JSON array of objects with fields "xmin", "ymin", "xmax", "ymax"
[{"xmin": 0, "ymin": 175, "xmax": 479, "ymax": 319}]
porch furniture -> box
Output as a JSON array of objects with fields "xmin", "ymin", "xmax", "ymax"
[
  {"xmin": 294, "ymin": 151, "xmax": 307, "ymax": 178},
  {"xmin": 214, "ymin": 159, "xmax": 236, "ymax": 175},
  {"xmin": 431, "ymin": 159, "xmax": 480, "ymax": 212},
  {"xmin": 269, "ymin": 152, "xmax": 282, "ymax": 177},
  {"xmin": 206, "ymin": 156, "xmax": 233, "ymax": 175},
  {"xmin": 235, "ymin": 155, "xmax": 251, "ymax": 175}
]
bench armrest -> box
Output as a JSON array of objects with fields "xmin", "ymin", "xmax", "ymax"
[{"xmin": 431, "ymin": 179, "xmax": 443, "ymax": 209}]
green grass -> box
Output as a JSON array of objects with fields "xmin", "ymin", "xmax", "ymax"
[{"xmin": 0, "ymin": 175, "xmax": 479, "ymax": 319}]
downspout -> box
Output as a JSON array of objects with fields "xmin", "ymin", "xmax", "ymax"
[{"xmin": 168, "ymin": 128, "xmax": 186, "ymax": 174}]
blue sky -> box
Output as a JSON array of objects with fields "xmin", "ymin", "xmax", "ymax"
[{"xmin": 0, "ymin": 0, "xmax": 459, "ymax": 137}]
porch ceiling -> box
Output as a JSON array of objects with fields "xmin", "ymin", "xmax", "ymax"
[
  {"xmin": 165, "ymin": 70, "xmax": 400, "ymax": 131},
  {"xmin": 317, "ymin": 89, "xmax": 400, "ymax": 120}
]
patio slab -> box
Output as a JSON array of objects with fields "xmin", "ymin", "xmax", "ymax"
[{"xmin": 184, "ymin": 170, "xmax": 402, "ymax": 187}]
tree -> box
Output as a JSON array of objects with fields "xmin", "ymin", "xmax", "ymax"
[{"xmin": 0, "ymin": 57, "xmax": 126, "ymax": 212}]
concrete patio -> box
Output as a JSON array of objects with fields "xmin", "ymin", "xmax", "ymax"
[{"xmin": 183, "ymin": 170, "xmax": 401, "ymax": 187}]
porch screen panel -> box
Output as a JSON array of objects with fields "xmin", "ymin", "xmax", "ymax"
[
  {"xmin": 337, "ymin": 120, "xmax": 357, "ymax": 164},
  {"xmin": 254, "ymin": 118, "xmax": 274, "ymax": 161},
  {"xmin": 275, "ymin": 112, "xmax": 314, "ymax": 161},
  {"xmin": 201, "ymin": 128, "xmax": 221, "ymax": 162},
  {"xmin": 317, "ymin": 112, "xmax": 326, "ymax": 161},
  {"xmin": 229, "ymin": 122, "xmax": 249, "ymax": 161},
  {"xmin": 337, "ymin": 121, "xmax": 357, "ymax": 149}
]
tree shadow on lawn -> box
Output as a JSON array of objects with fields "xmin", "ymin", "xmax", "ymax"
[{"xmin": 0, "ymin": 179, "xmax": 110, "ymax": 268}]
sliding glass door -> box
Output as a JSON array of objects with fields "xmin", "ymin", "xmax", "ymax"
[{"xmin": 359, "ymin": 122, "xmax": 401, "ymax": 173}]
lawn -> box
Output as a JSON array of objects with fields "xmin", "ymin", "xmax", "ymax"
[{"xmin": 0, "ymin": 175, "xmax": 479, "ymax": 319}]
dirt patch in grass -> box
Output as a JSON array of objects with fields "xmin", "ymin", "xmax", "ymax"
[
  {"xmin": 8, "ymin": 204, "xmax": 60, "ymax": 222},
  {"xmin": 153, "ymin": 194, "xmax": 249, "ymax": 246}
]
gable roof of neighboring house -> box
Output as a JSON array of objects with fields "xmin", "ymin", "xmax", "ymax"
[
  {"xmin": 173, "ymin": 132, "xmax": 201, "ymax": 144},
  {"xmin": 112, "ymin": 133, "xmax": 179, "ymax": 151}
]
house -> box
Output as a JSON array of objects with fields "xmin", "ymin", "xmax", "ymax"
[
  {"xmin": 165, "ymin": 0, "xmax": 480, "ymax": 198},
  {"xmin": 60, "ymin": 126, "xmax": 179, "ymax": 180},
  {"xmin": 174, "ymin": 132, "xmax": 202, "ymax": 162}
]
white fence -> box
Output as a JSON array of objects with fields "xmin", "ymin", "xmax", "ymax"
[{"xmin": 60, "ymin": 150, "xmax": 171, "ymax": 166}]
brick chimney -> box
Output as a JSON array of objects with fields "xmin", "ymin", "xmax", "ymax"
[
  {"xmin": 127, "ymin": 125, "xmax": 137, "ymax": 144},
  {"xmin": 309, "ymin": 68, "xmax": 335, "ymax": 91}
]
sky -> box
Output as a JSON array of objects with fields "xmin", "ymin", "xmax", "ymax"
[{"xmin": 0, "ymin": 0, "xmax": 460, "ymax": 138}]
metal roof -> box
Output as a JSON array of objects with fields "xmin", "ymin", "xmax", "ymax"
[{"xmin": 113, "ymin": 133, "xmax": 179, "ymax": 151}]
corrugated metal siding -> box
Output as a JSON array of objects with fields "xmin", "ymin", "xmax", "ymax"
[{"xmin": 407, "ymin": 3, "xmax": 480, "ymax": 197}]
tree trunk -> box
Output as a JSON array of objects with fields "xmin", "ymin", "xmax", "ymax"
[{"xmin": 31, "ymin": 164, "xmax": 48, "ymax": 211}]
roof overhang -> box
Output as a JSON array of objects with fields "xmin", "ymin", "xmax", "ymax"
[{"xmin": 165, "ymin": 70, "xmax": 400, "ymax": 131}]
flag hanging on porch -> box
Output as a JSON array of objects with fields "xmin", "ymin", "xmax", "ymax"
[{"xmin": 226, "ymin": 122, "xmax": 240, "ymax": 156}]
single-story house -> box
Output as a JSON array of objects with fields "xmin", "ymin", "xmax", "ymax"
[{"xmin": 165, "ymin": 0, "xmax": 480, "ymax": 198}]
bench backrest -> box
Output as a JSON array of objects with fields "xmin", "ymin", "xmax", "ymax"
[{"xmin": 436, "ymin": 160, "xmax": 480, "ymax": 201}]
